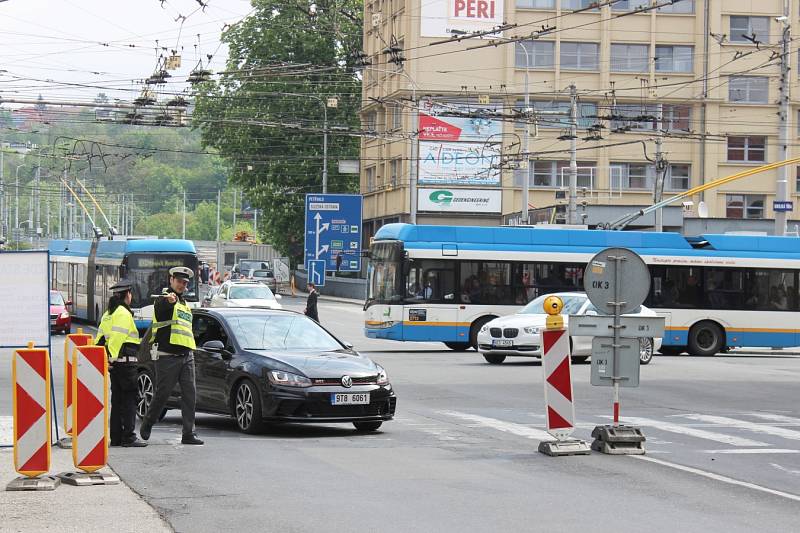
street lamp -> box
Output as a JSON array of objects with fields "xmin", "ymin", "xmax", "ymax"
[
  {"xmin": 283, "ymin": 93, "xmax": 334, "ymax": 193},
  {"xmin": 514, "ymin": 41, "xmax": 532, "ymax": 225}
]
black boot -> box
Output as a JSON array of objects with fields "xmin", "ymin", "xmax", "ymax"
[{"xmin": 181, "ymin": 433, "xmax": 204, "ymax": 445}]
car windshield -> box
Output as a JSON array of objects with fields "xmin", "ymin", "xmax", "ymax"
[
  {"xmin": 520, "ymin": 294, "xmax": 586, "ymax": 315},
  {"xmin": 229, "ymin": 285, "xmax": 275, "ymax": 300},
  {"xmin": 227, "ymin": 314, "xmax": 343, "ymax": 351},
  {"xmin": 50, "ymin": 292, "xmax": 64, "ymax": 306}
]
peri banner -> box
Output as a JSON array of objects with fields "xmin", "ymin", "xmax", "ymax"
[
  {"xmin": 419, "ymin": 141, "xmax": 501, "ymax": 186},
  {"xmin": 420, "ymin": 0, "xmax": 504, "ymax": 38}
]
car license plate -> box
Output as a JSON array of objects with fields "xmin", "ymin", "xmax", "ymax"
[
  {"xmin": 492, "ymin": 339, "xmax": 513, "ymax": 348},
  {"xmin": 331, "ymin": 393, "xmax": 370, "ymax": 405}
]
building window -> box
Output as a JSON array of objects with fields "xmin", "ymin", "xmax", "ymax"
[
  {"xmin": 611, "ymin": 43, "xmax": 649, "ymax": 72},
  {"xmin": 729, "ymin": 76, "xmax": 769, "ymax": 103},
  {"xmin": 666, "ymin": 164, "xmax": 690, "ymax": 191},
  {"xmin": 726, "ymin": 194, "xmax": 765, "ymax": 219},
  {"xmin": 390, "ymin": 159, "xmax": 400, "ymax": 188},
  {"xmin": 364, "ymin": 111, "xmax": 377, "ymax": 132},
  {"xmin": 516, "ymin": 0, "xmax": 555, "ymax": 8},
  {"xmin": 730, "ymin": 16, "xmax": 769, "ymax": 43},
  {"xmin": 612, "ymin": 0, "xmax": 650, "ymax": 11},
  {"xmin": 366, "ymin": 166, "xmax": 376, "ymax": 192},
  {"xmin": 610, "ymin": 104, "xmax": 691, "ymax": 132},
  {"xmin": 561, "ymin": 0, "xmax": 596, "ymax": 9},
  {"xmin": 517, "ymin": 160, "xmax": 596, "ymax": 188},
  {"xmin": 515, "ymin": 41, "xmax": 555, "ymax": 69},
  {"xmin": 610, "ymin": 162, "xmax": 654, "ymax": 190},
  {"xmin": 796, "ymin": 167, "xmax": 800, "ymax": 191},
  {"xmin": 518, "ymin": 100, "xmax": 598, "ymax": 129},
  {"xmin": 391, "ymin": 103, "xmax": 402, "ymax": 130},
  {"xmin": 663, "ymin": 104, "xmax": 691, "ymax": 131},
  {"xmin": 655, "ymin": 45, "xmax": 694, "ymax": 72},
  {"xmin": 560, "ymin": 42, "xmax": 599, "ymax": 70},
  {"xmin": 727, "ymin": 136, "xmax": 766, "ymax": 162},
  {"xmin": 658, "ymin": 0, "xmax": 694, "ymax": 13}
]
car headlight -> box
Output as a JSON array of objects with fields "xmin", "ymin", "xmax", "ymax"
[
  {"xmin": 523, "ymin": 326, "xmax": 540, "ymax": 334},
  {"xmin": 480, "ymin": 325, "xmax": 489, "ymax": 333},
  {"xmin": 267, "ymin": 370, "xmax": 312, "ymax": 388},
  {"xmin": 60, "ymin": 312, "xmax": 70, "ymax": 319},
  {"xmin": 376, "ymin": 365, "xmax": 389, "ymax": 385}
]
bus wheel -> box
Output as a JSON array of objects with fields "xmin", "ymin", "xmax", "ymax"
[
  {"xmin": 444, "ymin": 342, "xmax": 471, "ymax": 351},
  {"xmin": 688, "ymin": 321, "xmax": 724, "ymax": 357},
  {"xmin": 469, "ymin": 317, "xmax": 495, "ymax": 350}
]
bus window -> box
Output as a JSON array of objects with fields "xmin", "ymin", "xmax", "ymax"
[{"xmin": 406, "ymin": 260, "xmax": 455, "ymax": 302}]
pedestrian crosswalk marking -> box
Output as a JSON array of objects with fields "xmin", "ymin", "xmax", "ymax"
[
  {"xmin": 680, "ymin": 414, "xmax": 800, "ymax": 442},
  {"xmin": 703, "ymin": 449, "xmax": 800, "ymax": 454},
  {"xmin": 438, "ymin": 410, "xmax": 553, "ymax": 441},
  {"xmin": 747, "ymin": 412, "xmax": 800, "ymax": 425},
  {"xmin": 608, "ymin": 416, "xmax": 770, "ymax": 447}
]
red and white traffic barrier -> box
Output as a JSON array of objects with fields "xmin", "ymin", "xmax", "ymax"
[
  {"xmin": 541, "ymin": 328, "xmax": 575, "ymax": 440},
  {"xmin": 12, "ymin": 345, "xmax": 51, "ymax": 477},
  {"xmin": 72, "ymin": 345, "xmax": 108, "ymax": 473},
  {"xmin": 64, "ymin": 330, "xmax": 93, "ymax": 435}
]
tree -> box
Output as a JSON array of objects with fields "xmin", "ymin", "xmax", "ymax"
[{"xmin": 193, "ymin": 0, "xmax": 362, "ymax": 263}]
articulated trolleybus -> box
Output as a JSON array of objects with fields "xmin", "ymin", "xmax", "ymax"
[
  {"xmin": 364, "ymin": 223, "xmax": 800, "ymax": 356},
  {"xmin": 49, "ymin": 238, "xmax": 199, "ymax": 329}
]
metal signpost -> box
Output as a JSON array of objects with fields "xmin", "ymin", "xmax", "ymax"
[
  {"xmin": 304, "ymin": 194, "xmax": 363, "ymax": 272},
  {"xmin": 307, "ymin": 260, "xmax": 326, "ymax": 287},
  {"xmin": 575, "ymin": 247, "xmax": 665, "ymax": 455}
]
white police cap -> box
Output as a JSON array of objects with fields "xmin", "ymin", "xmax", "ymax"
[{"xmin": 169, "ymin": 266, "xmax": 194, "ymax": 279}]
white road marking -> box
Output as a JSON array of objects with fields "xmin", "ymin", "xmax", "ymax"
[
  {"xmin": 748, "ymin": 413, "xmax": 800, "ymax": 425},
  {"xmin": 438, "ymin": 410, "xmax": 554, "ymax": 441},
  {"xmin": 605, "ymin": 416, "xmax": 770, "ymax": 447},
  {"xmin": 632, "ymin": 456, "xmax": 800, "ymax": 503},
  {"xmin": 770, "ymin": 463, "xmax": 800, "ymax": 475},
  {"xmin": 703, "ymin": 449, "xmax": 800, "ymax": 455},
  {"xmin": 680, "ymin": 414, "xmax": 800, "ymax": 442}
]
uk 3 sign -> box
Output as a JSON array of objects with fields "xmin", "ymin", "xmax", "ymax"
[{"xmin": 304, "ymin": 194, "xmax": 363, "ymax": 272}]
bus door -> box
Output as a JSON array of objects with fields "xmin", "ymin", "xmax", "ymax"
[{"xmin": 405, "ymin": 260, "xmax": 459, "ymax": 342}]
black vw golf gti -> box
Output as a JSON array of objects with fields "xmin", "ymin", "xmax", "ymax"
[{"xmin": 137, "ymin": 308, "xmax": 396, "ymax": 433}]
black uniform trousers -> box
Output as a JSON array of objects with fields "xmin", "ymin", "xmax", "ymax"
[
  {"xmin": 141, "ymin": 353, "xmax": 196, "ymax": 437},
  {"xmin": 109, "ymin": 362, "xmax": 138, "ymax": 445}
]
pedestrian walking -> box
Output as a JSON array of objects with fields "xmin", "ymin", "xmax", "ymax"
[
  {"xmin": 139, "ymin": 266, "xmax": 204, "ymax": 445},
  {"xmin": 305, "ymin": 281, "xmax": 319, "ymax": 323},
  {"xmin": 95, "ymin": 279, "xmax": 147, "ymax": 447}
]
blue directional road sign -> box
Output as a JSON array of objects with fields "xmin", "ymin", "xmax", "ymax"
[
  {"xmin": 307, "ymin": 260, "xmax": 326, "ymax": 287},
  {"xmin": 304, "ymin": 194, "xmax": 363, "ymax": 271}
]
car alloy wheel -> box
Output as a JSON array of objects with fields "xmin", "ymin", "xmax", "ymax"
[
  {"xmin": 234, "ymin": 380, "xmax": 264, "ymax": 434},
  {"xmin": 639, "ymin": 338, "xmax": 654, "ymax": 365},
  {"xmin": 137, "ymin": 372, "xmax": 154, "ymax": 419}
]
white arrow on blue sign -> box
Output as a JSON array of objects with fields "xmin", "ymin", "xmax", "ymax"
[{"xmin": 308, "ymin": 260, "xmax": 326, "ymax": 287}]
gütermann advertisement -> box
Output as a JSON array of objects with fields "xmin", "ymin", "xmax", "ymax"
[
  {"xmin": 420, "ymin": 0, "xmax": 505, "ymax": 38},
  {"xmin": 418, "ymin": 188, "xmax": 502, "ymax": 213}
]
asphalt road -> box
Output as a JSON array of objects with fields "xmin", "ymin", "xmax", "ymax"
[{"xmin": 3, "ymin": 298, "xmax": 800, "ymax": 532}]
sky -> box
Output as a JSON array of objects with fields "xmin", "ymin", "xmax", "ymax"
[{"xmin": 0, "ymin": 0, "xmax": 254, "ymax": 103}]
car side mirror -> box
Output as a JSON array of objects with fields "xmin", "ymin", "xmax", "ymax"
[
  {"xmin": 202, "ymin": 340, "xmax": 225, "ymax": 352},
  {"xmin": 342, "ymin": 341, "xmax": 354, "ymax": 349},
  {"xmin": 585, "ymin": 310, "xmax": 598, "ymax": 316},
  {"xmin": 274, "ymin": 294, "xmax": 282, "ymax": 300},
  {"xmin": 65, "ymin": 300, "xmax": 73, "ymax": 306},
  {"xmin": 444, "ymin": 293, "xmax": 454, "ymax": 300}
]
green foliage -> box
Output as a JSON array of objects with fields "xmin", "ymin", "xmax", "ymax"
[{"xmin": 193, "ymin": 0, "xmax": 362, "ymax": 263}]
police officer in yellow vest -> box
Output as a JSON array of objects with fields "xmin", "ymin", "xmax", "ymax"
[
  {"xmin": 96, "ymin": 279, "xmax": 147, "ymax": 447},
  {"xmin": 139, "ymin": 266, "xmax": 203, "ymax": 445}
]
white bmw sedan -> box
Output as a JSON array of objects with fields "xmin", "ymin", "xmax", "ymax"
[{"xmin": 476, "ymin": 292, "xmax": 662, "ymax": 365}]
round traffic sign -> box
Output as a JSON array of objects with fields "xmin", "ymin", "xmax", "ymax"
[{"xmin": 583, "ymin": 247, "xmax": 650, "ymax": 315}]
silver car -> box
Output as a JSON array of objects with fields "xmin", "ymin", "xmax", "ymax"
[{"xmin": 209, "ymin": 281, "xmax": 283, "ymax": 310}]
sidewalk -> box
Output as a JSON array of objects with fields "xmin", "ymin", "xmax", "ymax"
[{"xmin": 0, "ymin": 446, "xmax": 171, "ymax": 533}]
